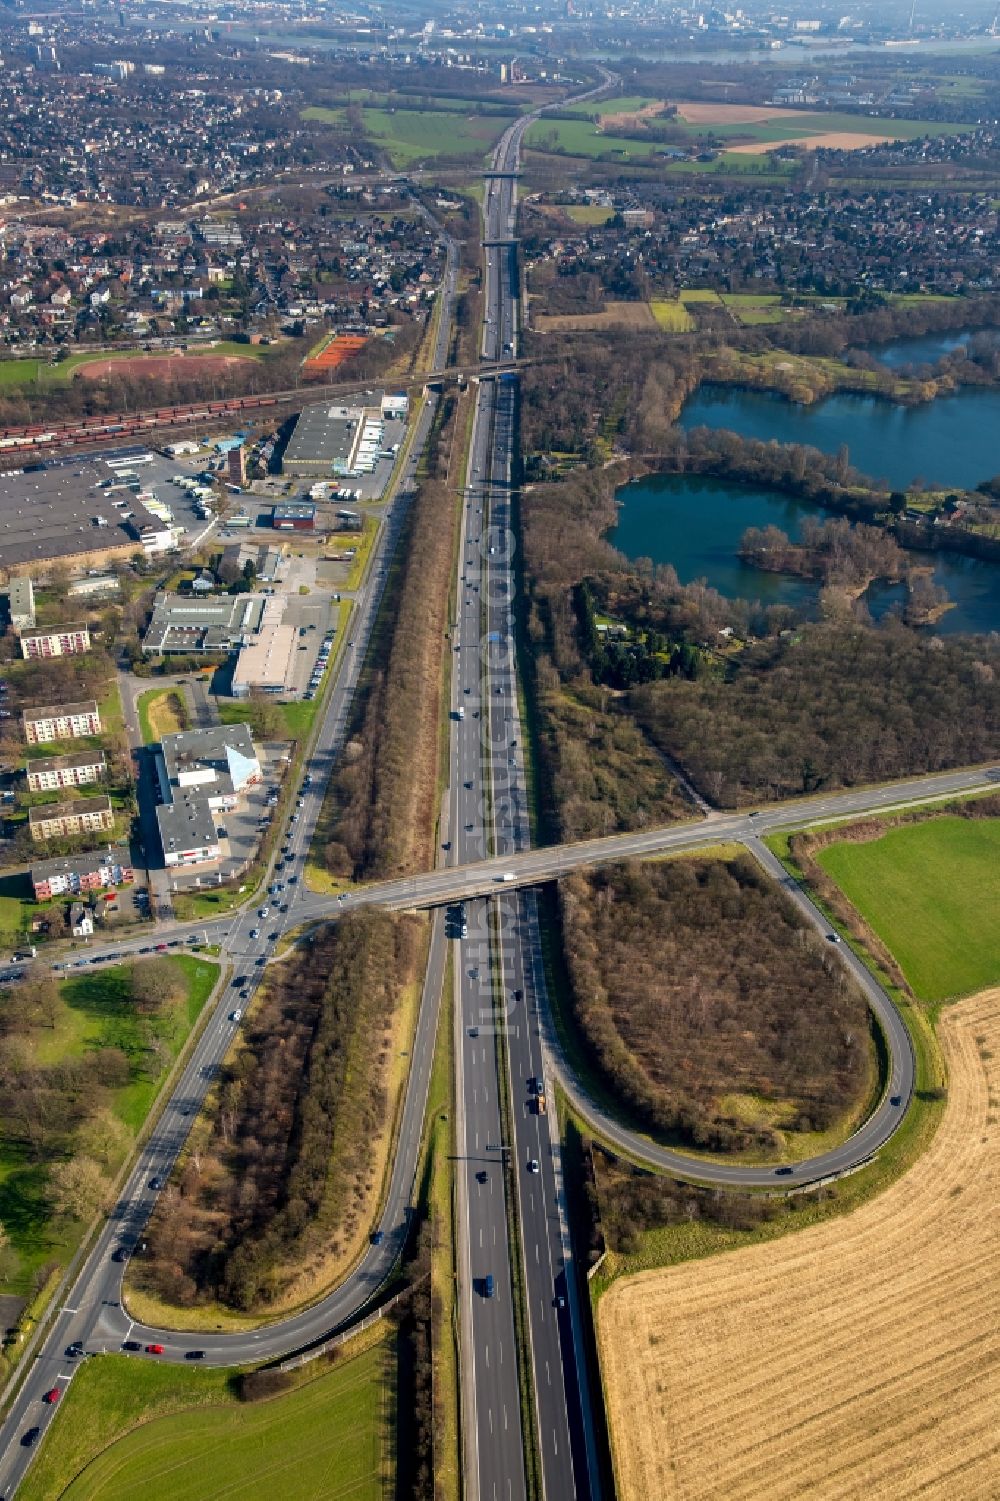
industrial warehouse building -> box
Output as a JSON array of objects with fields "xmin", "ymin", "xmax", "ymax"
[
  {"xmin": 272, "ymin": 502, "xmax": 316, "ymax": 531},
  {"xmin": 232, "ymin": 621, "xmax": 298, "ymax": 697},
  {"xmin": 142, "ymin": 592, "xmax": 267, "ymax": 655},
  {"xmin": 0, "ymin": 457, "xmax": 175, "ymax": 582},
  {"xmin": 281, "ymin": 403, "xmax": 363, "ymax": 477}
]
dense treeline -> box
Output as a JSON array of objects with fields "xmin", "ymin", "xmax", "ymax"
[
  {"xmin": 633, "ymin": 624, "xmax": 1000, "ymax": 807},
  {"xmin": 318, "ymin": 400, "xmax": 460, "ymax": 881},
  {"xmin": 559, "ymin": 856, "xmax": 872, "ymax": 1153},
  {"xmin": 0, "ymin": 959, "xmax": 190, "ymax": 1292},
  {"xmin": 390, "ymin": 1225, "xmax": 433, "ymax": 1501},
  {"xmin": 522, "ymin": 471, "xmax": 690, "ymax": 839},
  {"xmin": 136, "ymin": 911, "xmax": 421, "ymax": 1312},
  {"xmin": 579, "ymin": 1137, "xmax": 828, "ymax": 1263},
  {"xmin": 516, "ymin": 315, "xmax": 1000, "ymax": 820},
  {"xmin": 739, "ymin": 518, "xmax": 907, "ymax": 586}
]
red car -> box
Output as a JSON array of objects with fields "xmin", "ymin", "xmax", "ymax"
[
  {"xmin": 43, "ymin": 1388, "xmax": 60, "ymax": 1404},
  {"xmin": 145, "ymin": 1344, "xmax": 165, "ymax": 1355},
  {"xmin": 154, "ymin": 944, "xmax": 168, "ymax": 953}
]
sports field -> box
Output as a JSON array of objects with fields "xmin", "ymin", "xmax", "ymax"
[
  {"xmin": 0, "ymin": 343, "xmax": 270, "ymax": 391},
  {"xmin": 818, "ymin": 816, "xmax": 1000, "ymax": 1002},
  {"xmin": 598, "ymin": 985, "xmax": 1000, "ymax": 1501},
  {"xmin": 22, "ymin": 1336, "xmax": 393, "ymax": 1501}
]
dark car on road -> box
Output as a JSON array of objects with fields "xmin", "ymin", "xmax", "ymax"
[{"xmin": 22, "ymin": 1426, "xmax": 40, "ymax": 1447}]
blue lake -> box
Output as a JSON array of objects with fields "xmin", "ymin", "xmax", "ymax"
[
  {"xmin": 678, "ymin": 383, "xmax": 1000, "ymax": 492},
  {"xmin": 863, "ymin": 329, "xmax": 977, "ymax": 369},
  {"xmin": 610, "ymin": 473, "xmax": 1000, "ymax": 636}
]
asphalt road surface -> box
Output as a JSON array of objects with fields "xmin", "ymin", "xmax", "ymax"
[
  {"xmin": 1, "ymin": 64, "xmax": 994, "ymax": 1496},
  {"xmin": 0, "ymin": 219, "xmax": 463, "ymax": 1497}
]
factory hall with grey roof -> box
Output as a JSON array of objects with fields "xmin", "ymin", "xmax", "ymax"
[{"xmin": 0, "ymin": 455, "xmax": 177, "ymax": 580}]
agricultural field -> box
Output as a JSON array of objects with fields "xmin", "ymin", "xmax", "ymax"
[
  {"xmin": 528, "ymin": 97, "xmax": 974, "ymax": 162},
  {"xmin": 533, "ymin": 301, "xmax": 657, "ymax": 333},
  {"xmin": 597, "ymin": 985, "xmax": 1000, "ymax": 1501},
  {"xmin": 721, "ymin": 293, "xmax": 786, "ymax": 326},
  {"xmin": 818, "ymin": 816, "xmax": 1000, "ymax": 1003},
  {"xmin": 648, "ymin": 299, "xmax": 695, "ymax": 332},
  {"xmin": 20, "ymin": 1333, "xmax": 394, "ymax": 1501},
  {"xmin": 303, "ymin": 104, "xmax": 517, "ymax": 166}
]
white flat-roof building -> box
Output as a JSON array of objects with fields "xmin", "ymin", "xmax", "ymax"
[
  {"xmin": 154, "ymin": 722, "xmax": 262, "ymax": 867},
  {"xmin": 232, "ymin": 623, "xmax": 297, "ymax": 698}
]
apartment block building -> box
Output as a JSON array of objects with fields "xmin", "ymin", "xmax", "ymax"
[
  {"xmin": 19, "ymin": 623, "xmax": 91, "ymax": 659},
  {"xmin": 23, "ymin": 700, "xmax": 101, "ymax": 744},
  {"xmin": 31, "ymin": 847, "xmax": 134, "ymax": 901},
  {"xmin": 25, "ymin": 750, "xmax": 106, "ymax": 793},
  {"xmin": 28, "ymin": 795, "xmax": 114, "ymax": 842}
]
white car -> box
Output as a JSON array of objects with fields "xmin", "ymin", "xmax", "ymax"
[
  {"xmin": 229, "ymin": 1010, "xmax": 243, "ymax": 1023},
  {"xmin": 249, "ymin": 927, "xmax": 260, "ymax": 940},
  {"xmin": 259, "ymin": 907, "xmax": 269, "ymax": 918},
  {"xmin": 528, "ymin": 1160, "xmax": 540, "ymax": 1174}
]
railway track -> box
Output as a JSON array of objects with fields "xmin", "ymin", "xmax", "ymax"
[{"xmin": 0, "ymin": 357, "xmax": 523, "ymax": 468}]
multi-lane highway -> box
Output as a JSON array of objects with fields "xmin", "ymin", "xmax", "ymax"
[
  {"xmin": 1, "ymin": 63, "xmax": 996, "ymax": 1496},
  {"xmin": 449, "ymin": 93, "xmax": 612, "ymax": 1500}
]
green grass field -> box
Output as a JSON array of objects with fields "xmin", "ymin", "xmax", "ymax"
[
  {"xmin": 720, "ymin": 293, "xmax": 786, "ymax": 326},
  {"xmin": 136, "ymin": 687, "xmax": 187, "ymax": 746},
  {"xmin": 563, "ymin": 204, "xmax": 615, "ymax": 225},
  {"xmin": 526, "ymin": 101, "xmax": 971, "ymax": 171},
  {"xmin": 649, "ymin": 299, "xmax": 695, "ymax": 332},
  {"xmin": 304, "ymin": 104, "xmax": 516, "ymax": 166},
  {"xmin": 20, "ymin": 1336, "xmax": 393, "ymax": 1501},
  {"xmin": 564, "ymin": 94, "xmax": 660, "ymax": 119},
  {"xmin": 818, "ymin": 817, "xmax": 1000, "ymax": 1003}
]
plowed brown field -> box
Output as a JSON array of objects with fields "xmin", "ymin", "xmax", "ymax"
[
  {"xmin": 533, "ymin": 301, "xmax": 657, "ymax": 333},
  {"xmin": 598, "ymin": 986, "xmax": 1000, "ymax": 1501},
  {"xmin": 728, "ymin": 132, "xmax": 894, "ymax": 154},
  {"xmin": 674, "ymin": 102, "xmax": 803, "ymax": 124}
]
